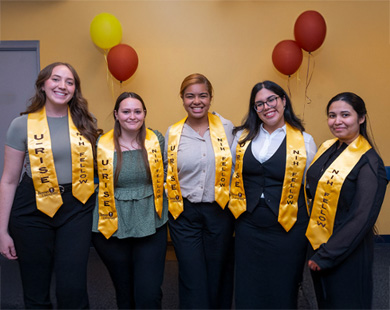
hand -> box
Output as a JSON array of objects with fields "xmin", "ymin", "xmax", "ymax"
[
  {"xmin": 0, "ymin": 233, "xmax": 18, "ymax": 260},
  {"xmin": 308, "ymin": 259, "xmax": 321, "ymax": 271}
]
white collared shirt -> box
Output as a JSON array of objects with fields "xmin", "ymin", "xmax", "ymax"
[{"xmin": 232, "ymin": 124, "xmax": 317, "ymax": 174}]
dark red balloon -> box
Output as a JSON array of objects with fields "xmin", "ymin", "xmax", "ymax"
[
  {"xmin": 294, "ymin": 10, "xmax": 327, "ymax": 52},
  {"xmin": 107, "ymin": 44, "xmax": 139, "ymax": 82},
  {"xmin": 272, "ymin": 40, "xmax": 303, "ymax": 76}
]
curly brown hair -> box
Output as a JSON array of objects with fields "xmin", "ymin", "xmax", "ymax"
[{"xmin": 21, "ymin": 62, "xmax": 102, "ymax": 153}]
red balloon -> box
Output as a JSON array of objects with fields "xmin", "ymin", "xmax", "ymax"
[
  {"xmin": 272, "ymin": 40, "xmax": 303, "ymax": 76},
  {"xmin": 294, "ymin": 10, "xmax": 327, "ymax": 52},
  {"xmin": 107, "ymin": 44, "xmax": 139, "ymax": 82}
]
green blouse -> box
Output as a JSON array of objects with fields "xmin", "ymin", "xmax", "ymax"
[{"xmin": 92, "ymin": 130, "xmax": 168, "ymax": 238}]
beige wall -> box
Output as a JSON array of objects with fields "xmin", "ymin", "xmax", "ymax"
[{"xmin": 2, "ymin": 0, "xmax": 390, "ymax": 232}]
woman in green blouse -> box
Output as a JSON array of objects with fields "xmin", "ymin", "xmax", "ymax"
[{"xmin": 91, "ymin": 92, "xmax": 168, "ymax": 309}]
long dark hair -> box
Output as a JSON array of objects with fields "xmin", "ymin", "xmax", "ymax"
[
  {"xmin": 326, "ymin": 92, "xmax": 376, "ymax": 150},
  {"xmin": 233, "ymin": 80, "xmax": 305, "ymax": 143},
  {"xmin": 22, "ymin": 62, "xmax": 101, "ymax": 152},
  {"xmin": 113, "ymin": 92, "xmax": 149, "ymax": 186}
]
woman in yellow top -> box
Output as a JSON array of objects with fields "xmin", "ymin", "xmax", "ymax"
[
  {"xmin": 0, "ymin": 62, "xmax": 100, "ymax": 308},
  {"xmin": 305, "ymin": 92, "xmax": 388, "ymax": 309},
  {"xmin": 165, "ymin": 73, "xmax": 235, "ymax": 309}
]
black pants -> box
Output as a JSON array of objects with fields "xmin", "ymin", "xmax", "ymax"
[
  {"xmin": 168, "ymin": 199, "xmax": 235, "ymax": 309},
  {"xmin": 92, "ymin": 224, "xmax": 167, "ymax": 309},
  {"xmin": 9, "ymin": 175, "xmax": 94, "ymax": 309}
]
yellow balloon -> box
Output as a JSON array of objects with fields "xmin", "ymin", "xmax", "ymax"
[{"xmin": 90, "ymin": 13, "xmax": 122, "ymax": 49}]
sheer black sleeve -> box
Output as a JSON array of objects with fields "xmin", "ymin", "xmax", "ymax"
[{"xmin": 309, "ymin": 149, "xmax": 388, "ymax": 270}]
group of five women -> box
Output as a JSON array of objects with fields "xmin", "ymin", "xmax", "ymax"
[{"xmin": 0, "ymin": 62, "xmax": 387, "ymax": 309}]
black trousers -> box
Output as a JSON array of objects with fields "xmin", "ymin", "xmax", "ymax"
[
  {"xmin": 92, "ymin": 224, "xmax": 168, "ymax": 309},
  {"xmin": 9, "ymin": 174, "xmax": 94, "ymax": 309},
  {"xmin": 168, "ymin": 199, "xmax": 235, "ymax": 309}
]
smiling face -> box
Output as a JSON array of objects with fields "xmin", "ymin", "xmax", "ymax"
[
  {"xmin": 182, "ymin": 83, "xmax": 211, "ymax": 122},
  {"xmin": 42, "ymin": 65, "xmax": 75, "ymax": 109},
  {"xmin": 327, "ymin": 100, "xmax": 365, "ymax": 144},
  {"xmin": 114, "ymin": 97, "xmax": 146, "ymax": 133},
  {"xmin": 254, "ymin": 88, "xmax": 286, "ymax": 133}
]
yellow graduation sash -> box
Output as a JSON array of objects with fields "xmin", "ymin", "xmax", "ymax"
[
  {"xmin": 166, "ymin": 113, "xmax": 232, "ymax": 219},
  {"xmin": 97, "ymin": 129, "xmax": 164, "ymax": 239},
  {"xmin": 27, "ymin": 107, "xmax": 94, "ymax": 217},
  {"xmin": 305, "ymin": 135, "xmax": 371, "ymax": 250},
  {"xmin": 228, "ymin": 130, "xmax": 251, "ymax": 219},
  {"xmin": 278, "ymin": 123, "xmax": 307, "ymax": 231},
  {"xmin": 228, "ymin": 124, "xmax": 306, "ymax": 231}
]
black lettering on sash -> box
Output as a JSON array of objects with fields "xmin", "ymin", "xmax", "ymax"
[
  {"xmin": 293, "ymin": 150, "xmax": 300, "ymax": 154},
  {"xmin": 35, "ymin": 148, "xmax": 45, "ymax": 154},
  {"xmin": 319, "ymin": 216, "xmax": 326, "ymax": 221},
  {"xmin": 41, "ymin": 176, "xmax": 49, "ymax": 183},
  {"xmin": 104, "ymin": 201, "xmax": 110, "ymax": 206},
  {"xmin": 170, "ymin": 176, "xmax": 176, "ymax": 182},
  {"xmin": 79, "ymin": 179, "xmax": 88, "ymax": 183},
  {"xmin": 171, "ymin": 184, "xmax": 176, "ymax": 190},
  {"xmin": 287, "ymin": 200, "xmax": 294, "ymax": 204},
  {"xmin": 80, "ymin": 174, "xmax": 87, "ymax": 178},
  {"xmin": 103, "ymin": 191, "xmax": 109, "ymax": 197},
  {"xmin": 293, "ymin": 161, "xmax": 299, "ymax": 166},
  {"xmin": 332, "ymin": 169, "xmax": 339, "ymax": 174},
  {"xmin": 39, "ymin": 167, "xmax": 48, "ymax": 174},
  {"xmin": 78, "ymin": 141, "xmax": 85, "ymax": 146},
  {"xmin": 235, "ymin": 181, "xmax": 240, "ymax": 187},
  {"xmin": 101, "ymin": 160, "xmax": 109, "ymax": 165},
  {"xmin": 326, "ymin": 180, "xmax": 333, "ymax": 186},
  {"xmin": 170, "ymin": 145, "xmax": 176, "ymax": 151},
  {"xmin": 102, "ymin": 173, "xmax": 109, "ymax": 179},
  {"xmin": 316, "ymin": 221, "xmax": 326, "ymax": 227},
  {"xmin": 34, "ymin": 134, "xmax": 44, "ymax": 140}
]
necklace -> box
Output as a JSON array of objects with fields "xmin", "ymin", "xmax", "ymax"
[
  {"xmin": 119, "ymin": 138, "xmax": 140, "ymax": 151},
  {"xmin": 119, "ymin": 143, "xmax": 134, "ymax": 151}
]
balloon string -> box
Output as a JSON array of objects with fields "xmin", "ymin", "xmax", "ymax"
[
  {"xmin": 305, "ymin": 52, "xmax": 314, "ymax": 104},
  {"xmin": 103, "ymin": 49, "xmax": 116, "ymax": 102},
  {"xmin": 302, "ymin": 52, "xmax": 315, "ymax": 121},
  {"xmin": 287, "ymin": 75, "xmax": 292, "ymax": 99}
]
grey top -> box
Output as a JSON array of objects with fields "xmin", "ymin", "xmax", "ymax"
[
  {"xmin": 164, "ymin": 112, "xmax": 234, "ymax": 203},
  {"xmin": 92, "ymin": 130, "xmax": 168, "ymax": 238},
  {"xmin": 6, "ymin": 114, "xmax": 73, "ymax": 184}
]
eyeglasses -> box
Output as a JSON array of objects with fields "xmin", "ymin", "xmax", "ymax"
[{"xmin": 253, "ymin": 96, "xmax": 280, "ymax": 112}]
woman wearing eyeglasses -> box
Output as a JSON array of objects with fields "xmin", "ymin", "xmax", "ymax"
[{"xmin": 229, "ymin": 80, "xmax": 317, "ymax": 309}]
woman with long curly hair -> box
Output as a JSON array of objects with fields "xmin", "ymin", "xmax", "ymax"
[{"xmin": 0, "ymin": 62, "xmax": 101, "ymax": 308}]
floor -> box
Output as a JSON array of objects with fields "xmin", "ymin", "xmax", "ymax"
[{"xmin": 1, "ymin": 243, "xmax": 389, "ymax": 309}]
